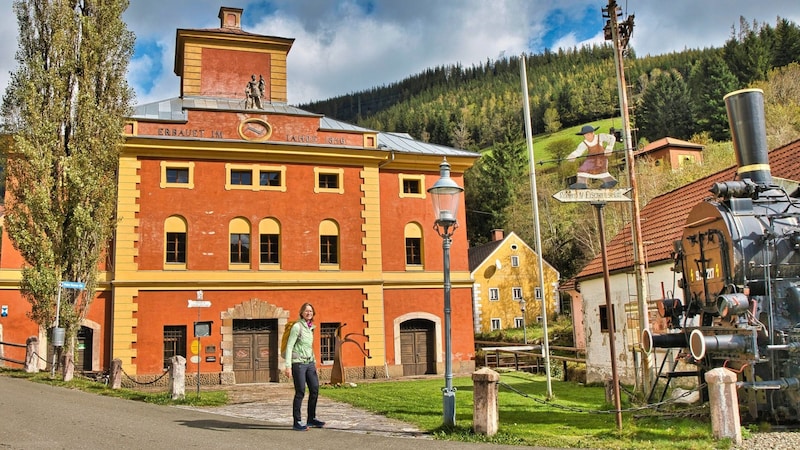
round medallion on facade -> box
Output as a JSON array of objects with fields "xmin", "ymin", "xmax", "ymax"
[{"xmin": 238, "ymin": 118, "xmax": 273, "ymax": 141}]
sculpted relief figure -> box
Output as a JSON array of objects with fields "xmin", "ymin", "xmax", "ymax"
[{"xmin": 245, "ymin": 74, "xmax": 263, "ymax": 109}]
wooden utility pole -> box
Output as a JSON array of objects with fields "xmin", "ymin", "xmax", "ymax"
[{"xmin": 603, "ymin": 0, "xmax": 652, "ymax": 391}]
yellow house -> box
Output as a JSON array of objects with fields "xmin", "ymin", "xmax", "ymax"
[{"xmin": 469, "ymin": 230, "xmax": 560, "ymax": 333}]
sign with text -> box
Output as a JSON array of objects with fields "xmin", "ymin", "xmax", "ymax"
[
  {"xmin": 60, "ymin": 281, "xmax": 86, "ymax": 290},
  {"xmin": 553, "ymin": 188, "xmax": 632, "ymax": 203},
  {"xmin": 187, "ymin": 300, "xmax": 212, "ymax": 308}
]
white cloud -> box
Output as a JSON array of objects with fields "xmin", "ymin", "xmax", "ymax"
[{"xmin": 1, "ymin": 0, "xmax": 799, "ymax": 107}]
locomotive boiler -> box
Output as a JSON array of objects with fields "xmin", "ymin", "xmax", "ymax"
[{"xmin": 643, "ymin": 88, "xmax": 800, "ymax": 422}]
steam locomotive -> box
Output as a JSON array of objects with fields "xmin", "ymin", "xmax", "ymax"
[{"xmin": 643, "ymin": 88, "xmax": 800, "ymax": 423}]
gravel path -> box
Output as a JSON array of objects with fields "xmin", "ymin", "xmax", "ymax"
[{"xmin": 738, "ymin": 430, "xmax": 800, "ymax": 449}]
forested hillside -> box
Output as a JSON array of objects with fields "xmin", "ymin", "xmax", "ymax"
[{"xmin": 301, "ymin": 17, "xmax": 800, "ymax": 279}]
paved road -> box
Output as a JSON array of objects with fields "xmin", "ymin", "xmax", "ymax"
[{"xmin": 0, "ymin": 376, "xmax": 542, "ymax": 449}]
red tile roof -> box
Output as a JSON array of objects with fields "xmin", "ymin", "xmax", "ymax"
[
  {"xmin": 635, "ymin": 137, "xmax": 704, "ymax": 157},
  {"xmin": 577, "ymin": 138, "xmax": 800, "ymax": 278}
]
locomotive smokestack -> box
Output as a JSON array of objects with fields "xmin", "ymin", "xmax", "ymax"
[{"xmin": 724, "ymin": 88, "xmax": 771, "ymax": 185}]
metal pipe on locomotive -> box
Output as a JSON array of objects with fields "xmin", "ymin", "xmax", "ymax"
[{"xmin": 641, "ymin": 88, "xmax": 800, "ymax": 423}]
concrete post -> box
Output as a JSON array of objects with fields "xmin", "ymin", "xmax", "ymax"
[
  {"xmin": 472, "ymin": 367, "xmax": 500, "ymax": 436},
  {"xmin": 110, "ymin": 358, "xmax": 123, "ymax": 389},
  {"xmin": 705, "ymin": 368, "xmax": 742, "ymax": 445},
  {"xmin": 169, "ymin": 355, "xmax": 186, "ymax": 400},
  {"xmin": 25, "ymin": 336, "xmax": 40, "ymax": 373}
]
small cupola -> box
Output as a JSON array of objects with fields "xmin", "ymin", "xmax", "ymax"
[{"xmin": 218, "ymin": 7, "xmax": 243, "ymax": 30}]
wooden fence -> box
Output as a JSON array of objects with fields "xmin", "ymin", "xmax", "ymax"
[
  {"xmin": 0, "ymin": 340, "xmax": 27, "ymax": 366},
  {"xmin": 475, "ymin": 341, "xmax": 586, "ymax": 380}
]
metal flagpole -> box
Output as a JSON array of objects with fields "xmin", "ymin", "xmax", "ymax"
[{"xmin": 520, "ymin": 54, "xmax": 552, "ymax": 399}]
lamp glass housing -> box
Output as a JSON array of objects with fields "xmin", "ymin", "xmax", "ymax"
[{"xmin": 428, "ymin": 160, "xmax": 463, "ymax": 225}]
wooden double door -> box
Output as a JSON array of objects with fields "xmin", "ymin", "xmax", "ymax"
[
  {"xmin": 233, "ymin": 319, "xmax": 278, "ymax": 383},
  {"xmin": 400, "ymin": 319, "xmax": 435, "ymax": 376}
]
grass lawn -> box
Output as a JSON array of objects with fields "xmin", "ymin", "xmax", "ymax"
[{"xmin": 320, "ymin": 371, "xmax": 734, "ymax": 450}]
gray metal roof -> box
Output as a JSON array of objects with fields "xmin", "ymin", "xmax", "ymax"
[
  {"xmin": 130, "ymin": 97, "xmax": 479, "ymax": 158},
  {"xmin": 131, "ymin": 97, "xmax": 318, "ymax": 121}
]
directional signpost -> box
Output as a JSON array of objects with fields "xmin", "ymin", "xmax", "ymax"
[
  {"xmin": 552, "ymin": 188, "xmax": 631, "ymax": 203},
  {"xmin": 52, "ymin": 281, "xmax": 86, "ymax": 376},
  {"xmin": 553, "ymin": 188, "xmax": 629, "ymax": 429},
  {"xmin": 187, "ymin": 290, "xmax": 210, "ymax": 395}
]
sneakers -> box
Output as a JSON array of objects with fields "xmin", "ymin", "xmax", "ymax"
[
  {"xmin": 308, "ymin": 418, "xmax": 326, "ymax": 428},
  {"xmin": 293, "ymin": 422, "xmax": 308, "ymax": 431}
]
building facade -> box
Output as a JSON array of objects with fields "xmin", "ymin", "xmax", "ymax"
[
  {"xmin": 468, "ymin": 230, "xmax": 560, "ymax": 334},
  {"xmin": 0, "ymin": 7, "xmax": 480, "ymax": 384}
]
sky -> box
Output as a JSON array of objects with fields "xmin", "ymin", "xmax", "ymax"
[{"xmin": 0, "ymin": 0, "xmax": 798, "ymax": 106}]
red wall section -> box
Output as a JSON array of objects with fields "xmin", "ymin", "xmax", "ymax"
[
  {"xmin": 200, "ymin": 48, "xmax": 271, "ymax": 99},
  {"xmin": 382, "ymin": 287, "xmax": 474, "ymax": 365},
  {"xmin": 378, "ymin": 170, "xmax": 470, "ymax": 272},
  {"xmin": 137, "ymin": 159, "xmax": 366, "ymax": 271},
  {"xmin": 134, "ymin": 289, "xmax": 368, "ymax": 374}
]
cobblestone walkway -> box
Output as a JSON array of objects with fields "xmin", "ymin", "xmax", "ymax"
[{"xmin": 185, "ymin": 382, "xmax": 431, "ymax": 439}]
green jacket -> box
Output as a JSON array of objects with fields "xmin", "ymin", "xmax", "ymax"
[{"xmin": 285, "ymin": 320, "xmax": 316, "ymax": 364}]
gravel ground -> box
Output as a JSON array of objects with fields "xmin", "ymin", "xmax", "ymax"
[{"xmin": 738, "ymin": 431, "xmax": 800, "ymax": 449}]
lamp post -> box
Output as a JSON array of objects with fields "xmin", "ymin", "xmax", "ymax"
[
  {"xmin": 428, "ymin": 158, "xmax": 464, "ymax": 429},
  {"xmin": 521, "ymin": 299, "xmax": 528, "ymax": 345}
]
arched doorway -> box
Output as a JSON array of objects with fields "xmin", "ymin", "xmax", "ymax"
[
  {"xmin": 399, "ymin": 318, "xmax": 435, "ymax": 376},
  {"xmin": 76, "ymin": 326, "xmax": 93, "ymax": 372},
  {"xmin": 221, "ymin": 298, "xmax": 290, "ymax": 384}
]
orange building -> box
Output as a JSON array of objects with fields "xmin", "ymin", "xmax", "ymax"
[{"xmin": 0, "ymin": 7, "xmax": 479, "ymax": 384}]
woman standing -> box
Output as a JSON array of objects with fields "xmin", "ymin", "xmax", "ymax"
[{"xmin": 284, "ymin": 303, "xmax": 325, "ymax": 431}]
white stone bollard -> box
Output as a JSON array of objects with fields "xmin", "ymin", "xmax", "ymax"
[
  {"xmin": 25, "ymin": 336, "xmax": 40, "ymax": 373},
  {"xmin": 472, "ymin": 367, "xmax": 500, "ymax": 436},
  {"xmin": 169, "ymin": 355, "xmax": 186, "ymax": 400},
  {"xmin": 704, "ymin": 367, "xmax": 742, "ymax": 445}
]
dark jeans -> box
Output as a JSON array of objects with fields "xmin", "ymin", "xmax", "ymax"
[{"xmin": 291, "ymin": 362, "xmax": 319, "ymax": 424}]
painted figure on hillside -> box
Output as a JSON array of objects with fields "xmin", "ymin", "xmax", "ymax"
[{"xmin": 566, "ymin": 125, "xmax": 618, "ymax": 189}]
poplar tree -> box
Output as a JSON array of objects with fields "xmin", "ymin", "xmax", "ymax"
[{"xmin": 1, "ymin": 0, "xmax": 133, "ymax": 380}]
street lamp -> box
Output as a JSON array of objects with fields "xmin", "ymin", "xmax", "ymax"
[{"xmin": 428, "ymin": 158, "xmax": 464, "ymax": 429}]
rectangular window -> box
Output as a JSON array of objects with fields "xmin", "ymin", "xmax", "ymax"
[
  {"xmin": 320, "ymin": 323, "xmax": 339, "ymax": 365},
  {"xmin": 535, "ymin": 287, "xmax": 542, "ymax": 299},
  {"xmin": 320, "ymin": 235, "xmax": 338, "ymax": 264},
  {"xmin": 318, "ymin": 173, "xmax": 339, "ymax": 189},
  {"xmin": 230, "ymin": 169, "xmax": 253, "ymax": 186},
  {"xmin": 511, "ymin": 255, "xmax": 519, "ymax": 267},
  {"xmin": 405, "ymin": 237, "xmax": 422, "ymax": 265},
  {"xmin": 512, "ymin": 287, "xmax": 523, "ymax": 300},
  {"xmin": 514, "ymin": 317, "xmax": 524, "ymax": 328},
  {"xmin": 490, "ymin": 318, "xmax": 501, "ymax": 331},
  {"xmin": 259, "ymin": 234, "xmax": 279, "ymax": 264},
  {"xmin": 165, "ymin": 232, "xmax": 186, "ymax": 263},
  {"xmin": 402, "ymin": 179, "xmax": 421, "ymax": 194},
  {"xmin": 259, "ymin": 170, "xmax": 281, "ymax": 186},
  {"xmin": 230, "ymin": 233, "xmax": 250, "ymax": 263},
  {"xmin": 599, "ymin": 305, "xmax": 616, "ymax": 332},
  {"xmin": 163, "ymin": 326, "xmax": 187, "ymax": 370},
  {"xmin": 489, "ymin": 288, "xmax": 500, "ymax": 301},
  {"xmin": 166, "ymin": 168, "xmax": 189, "ymax": 184}
]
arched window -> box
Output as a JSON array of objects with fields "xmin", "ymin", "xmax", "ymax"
[
  {"xmin": 319, "ymin": 220, "xmax": 339, "ymax": 268},
  {"xmin": 164, "ymin": 215, "xmax": 187, "ymax": 268},
  {"xmin": 259, "ymin": 217, "xmax": 281, "ymax": 268},
  {"xmin": 404, "ymin": 222, "xmax": 424, "ymax": 268},
  {"xmin": 229, "ymin": 217, "xmax": 251, "ymax": 267}
]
